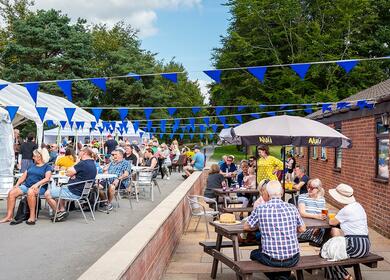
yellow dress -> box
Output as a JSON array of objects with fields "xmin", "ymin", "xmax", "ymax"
[
  {"xmin": 256, "ymin": 156, "xmax": 283, "ymax": 183},
  {"xmin": 55, "ymin": 155, "xmax": 75, "ymax": 169}
]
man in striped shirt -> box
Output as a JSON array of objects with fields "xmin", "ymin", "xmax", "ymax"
[{"xmin": 244, "ymin": 180, "xmax": 306, "ymax": 280}]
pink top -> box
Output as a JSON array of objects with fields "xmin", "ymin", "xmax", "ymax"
[
  {"xmin": 253, "ymin": 196, "xmax": 266, "ymax": 209},
  {"xmin": 243, "ymin": 174, "xmax": 256, "ymax": 189}
]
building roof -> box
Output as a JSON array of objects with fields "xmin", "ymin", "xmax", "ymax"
[{"xmin": 308, "ymin": 78, "xmax": 390, "ymax": 120}]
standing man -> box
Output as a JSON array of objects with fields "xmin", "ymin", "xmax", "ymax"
[
  {"xmin": 104, "ymin": 134, "xmax": 118, "ymax": 155},
  {"xmin": 244, "ymin": 180, "xmax": 306, "ymax": 280},
  {"xmin": 20, "ymin": 132, "xmax": 38, "ymax": 172},
  {"xmin": 183, "ymin": 146, "xmax": 204, "ymax": 179},
  {"xmin": 45, "ymin": 147, "xmax": 97, "ymax": 222}
]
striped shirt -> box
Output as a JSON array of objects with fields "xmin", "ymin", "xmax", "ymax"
[
  {"xmin": 297, "ymin": 194, "xmax": 325, "ymax": 214},
  {"xmin": 247, "ymin": 198, "xmax": 304, "ymax": 260}
]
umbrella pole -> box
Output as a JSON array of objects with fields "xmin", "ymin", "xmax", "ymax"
[{"xmin": 282, "ymin": 146, "xmax": 286, "ymax": 201}]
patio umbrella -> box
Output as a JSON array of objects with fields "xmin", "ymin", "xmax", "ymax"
[
  {"xmin": 232, "ymin": 115, "xmax": 352, "ymax": 148},
  {"xmin": 218, "ymin": 127, "xmax": 242, "ymax": 145}
]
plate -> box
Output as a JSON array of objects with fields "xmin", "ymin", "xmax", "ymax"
[{"xmin": 214, "ymin": 220, "xmax": 242, "ymax": 225}]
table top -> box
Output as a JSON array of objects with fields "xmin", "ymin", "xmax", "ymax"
[
  {"xmin": 214, "ymin": 188, "xmax": 259, "ymax": 195},
  {"xmin": 284, "ymin": 189, "xmax": 298, "ymax": 194},
  {"xmin": 96, "ymin": 173, "xmax": 117, "ymax": 180},
  {"xmin": 210, "ymin": 217, "xmax": 331, "ymax": 235}
]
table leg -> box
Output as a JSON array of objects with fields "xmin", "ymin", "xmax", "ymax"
[
  {"xmin": 211, "ymin": 233, "xmax": 223, "ymax": 279},
  {"xmin": 232, "ymin": 235, "xmax": 242, "ymax": 280}
]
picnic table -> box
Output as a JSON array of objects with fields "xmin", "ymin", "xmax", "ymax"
[{"xmin": 207, "ymin": 218, "xmax": 331, "ymax": 279}]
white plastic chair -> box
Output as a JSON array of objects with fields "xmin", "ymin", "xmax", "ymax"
[{"xmin": 185, "ymin": 195, "xmax": 219, "ymax": 238}]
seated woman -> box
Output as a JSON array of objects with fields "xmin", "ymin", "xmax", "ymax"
[
  {"xmin": 325, "ymin": 184, "xmax": 370, "ymax": 280},
  {"xmin": 55, "ymin": 147, "xmax": 76, "ymax": 169},
  {"xmin": 297, "ymin": 178, "xmax": 326, "ymax": 245},
  {"xmin": 0, "ymin": 149, "xmax": 52, "ymax": 225},
  {"xmin": 204, "ymin": 164, "xmax": 226, "ymax": 205},
  {"xmin": 253, "ymin": 179, "xmax": 269, "ymax": 209}
]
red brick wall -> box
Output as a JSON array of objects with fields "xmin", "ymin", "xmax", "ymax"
[
  {"xmin": 296, "ymin": 116, "xmax": 390, "ymax": 238},
  {"xmin": 120, "ymin": 170, "xmax": 208, "ymax": 280}
]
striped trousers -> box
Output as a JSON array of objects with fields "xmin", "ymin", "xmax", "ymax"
[
  {"xmin": 325, "ymin": 235, "xmax": 370, "ymax": 280},
  {"xmin": 299, "ymin": 228, "xmax": 325, "ymax": 245}
]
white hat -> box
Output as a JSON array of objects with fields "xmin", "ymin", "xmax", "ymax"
[{"xmin": 329, "ymin": 183, "xmax": 356, "ymax": 205}]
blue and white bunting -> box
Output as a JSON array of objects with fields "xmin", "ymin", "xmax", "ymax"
[
  {"xmin": 90, "ymin": 121, "xmax": 97, "ymax": 130},
  {"xmin": 35, "ymin": 107, "xmax": 48, "ymax": 122},
  {"xmin": 238, "ymin": 105, "xmax": 247, "ymax": 112},
  {"xmin": 144, "ymin": 108, "xmax": 153, "ymax": 120},
  {"xmin": 216, "ymin": 106, "xmax": 225, "ymax": 115},
  {"xmin": 250, "ymin": 113, "xmax": 260, "ymax": 119},
  {"xmin": 76, "ymin": 121, "xmax": 85, "ymax": 130},
  {"xmin": 64, "ymin": 107, "xmax": 76, "ymax": 123},
  {"xmin": 180, "ymin": 133, "xmax": 184, "ymax": 140},
  {"xmin": 0, "ymin": 84, "xmax": 8, "ymax": 91},
  {"xmin": 60, "ymin": 121, "xmax": 67, "ymax": 129},
  {"xmin": 203, "ymin": 117, "xmax": 210, "ymax": 127},
  {"xmin": 322, "ymin": 103, "xmax": 332, "ymax": 113},
  {"xmin": 235, "ymin": 115, "xmax": 243, "ymax": 123},
  {"xmin": 266, "ymin": 111, "xmax": 276, "ymax": 116},
  {"xmin": 25, "ymin": 83, "xmax": 39, "ymax": 104},
  {"xmin": 118, "ymin": 108, "xmax": 128, "ymax": 121},
  {"xmin": 89, "ymin": 78, "xmax": 107, "ymax": 92},
  {"xmin": 336, "ymin": 102, "xmax": 351, "ymax": 110},
  {"xmin": 211, "ymin": 124, "xmax": 218, "ymax": 133},
  {"xmin": 127, "ymin": 72, "xmax": 141, "ymax": 81},
  {"xmin": 337, "ymin": 60, "xmax": 358, "ymax": 74},
  {"xmin": 304, "ymin": 105, "xmax": 313, "ymax": 114},
  {"xmin": 290, "ymin": 63, "xmax": 311, "ymax": 80},
  {"xmin": 161, "ymin": 73, "xmax": 178, "ymax": 83},
  {"xmin": 160, "ymin": 120, "xmax": 166, "ymax": 133},
  {"xmin": 168, "ymin": 108, "xmax": 177, "ymax": 116},
  {"xmin": 91, "ymin": 108, "xmax": 102, "ymax": 122},
  {"xmin": 247, "ymin": 66, "xmax": 267, "ymax": 83},
  {"xmin": 133, "ymin": 121, "xmax": 139, "ymax": 132},
  {"xmin": 57, "ymin": 80, "xmax": 73, "ymax": 101},
  {"xmin": 192, "ymin": 107, "xmax": 201, "ymax": 115},
  {"xmin": 5, "ymin": 106, "xmax": 18, "ymax": 121},
  {"xmin": 98, "ymin": 127, "xmax": 104, "ymax": 134}
]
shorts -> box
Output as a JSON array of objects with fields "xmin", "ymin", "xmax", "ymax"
[
  {"xmin": 50, "ymin": 186, "xmax": 80, "ymax": 200},
  {"xmin": 19, "ymin": 184, "xmax": 47, "ymax": 196}
]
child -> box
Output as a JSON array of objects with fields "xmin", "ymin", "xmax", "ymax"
[{"xmin": 243, "ymin": 167, "xmax": 256, "ymax": 189}]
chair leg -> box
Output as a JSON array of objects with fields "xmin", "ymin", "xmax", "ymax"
[
  {"xmin": 134, "ymin": 184, "xmax": 139, "ymax": 202},
  {"xmin": 53, "ymin": 198, "xmax": 61, "ymax": 224},
  {"xmin": 86, "ymin": 199, "xmax": 95, "ymax": 221},
  {"xmin": 194, "ymin": 216, "xmax": 201, "ymax": 232},
  {"xmin": 185, "ymin": 215, "xmax": 193, "ymax": 234},
  {"xmin": 128, "ymin": 190, "xmax": 133, "ymax": 209},
  {"xmin": 77, "ymin": 200, "xmax": 88, "ymax": 224},
  {"xmin": 204, "ymin": 215, "xmax": 210, "ymax": 239},
  {"xmin": 35, "ymin": 197, "xmax": 40, "ymax": 220},
  {"xmin": 150, "ymin": 184, "xmax": 154, "ymax": 202}
]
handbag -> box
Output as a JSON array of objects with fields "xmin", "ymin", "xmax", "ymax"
[{"xmin": 11, "ymin": 196, "xmax": 30, "ymax": 225}]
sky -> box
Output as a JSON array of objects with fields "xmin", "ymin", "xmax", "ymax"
[{"xmin": 33, "ymin": 0, "xmax": 231, "ymax": 102}]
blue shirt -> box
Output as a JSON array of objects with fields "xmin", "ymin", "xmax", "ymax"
[
  {"xmin": 220, "ymin": 162, "xmax": 237, "ymax": 174},
  {"xmin": 193, "ymin": 152, "xmax": 204, "ymax": 170},
  {"xmin": 107, "ymin": 159, "xmax": 130, "ymax": 187},
  {"xmin": 68, "ymin": 159, "xmax": 97, "ymax": 196},
  {"xmin": 247, "ymin": 198, "xmax": 304, "ymax": 260},
  {"xmin": 24, "ymin": 164, "xmax": 52, "ymax": 188}
]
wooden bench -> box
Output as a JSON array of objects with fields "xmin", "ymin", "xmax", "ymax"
[
  {"xmin": 208, "ymin": 249, "xmax": 383, "ymax": 280},
  {"xmin": 220, "ymin": 207, "xmax": 253, "ymax": 213},
  {"xmin": 200, "ymin": 240, "xmax": 259, "ymax": 251}
]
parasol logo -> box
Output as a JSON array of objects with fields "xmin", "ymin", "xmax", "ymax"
[
  {"xmin": 308, "ymin": 137, "xmax": 322, "ymax": 145},
  {"xmin": 258, "ymin": 136, "xmax": 272, "ymax": 144}
]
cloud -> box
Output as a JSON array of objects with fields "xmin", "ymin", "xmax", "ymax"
[
  {"xmin": 195, "ymin": 79, "xmax": 210, "ymax": 104},
  {"xmin": 33, "ymin": 0, "xmax": 202, "ymax": 38}
]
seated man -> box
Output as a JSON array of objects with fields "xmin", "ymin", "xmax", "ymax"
[
  {"xmin": 290, "ymin": 165, "xmax": 309, "ymax": 205},
  {"xmin": 183, "ymin": 146, "xmax": 204, "ymax": 179},
  {"xmin": 99, "ymin": 148, "xmax": 130, "ymax": 211},
  {"xmin": 45, "ymin": 147, "xmax": 97, "ymax": 222},
  {"xmin": 244, "ymin": 180, "xmax": 306, "ymax": 280}
]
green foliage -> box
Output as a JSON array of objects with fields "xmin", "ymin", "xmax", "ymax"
[{"xmin": 210, "ymin": 0, "xmax": 390, "ymax": 114}]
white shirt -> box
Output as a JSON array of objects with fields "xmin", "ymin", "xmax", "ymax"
[{"xmin": 336, "ymin": 202, "xmax": 368, "ymax": 236}]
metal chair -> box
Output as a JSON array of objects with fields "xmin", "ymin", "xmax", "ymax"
[
  {"xmin": 114, "ymin": 175, "xmax": 133, "ymax": 210},
  {"xmin": 53, "ymin": 180, "xmax": 95, "ymax": 223},
  {"xmin": 185, "ymin": 195, "xmax": 219, "ymax": 238},
  {"xmin": 135, "ymin": 169, "xmax": 159, "ymax": 202}
]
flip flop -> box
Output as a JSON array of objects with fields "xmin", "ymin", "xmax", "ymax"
[
  {"xmin": 25, "ymin": 220, "xmax": 36, "ymax": 225},
  {"xmin": 0, "ymin": 218, "xmax": 12, "ymax": 224}
]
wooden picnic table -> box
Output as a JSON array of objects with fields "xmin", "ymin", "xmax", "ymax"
[{"xmin": 208, "ymin": 217, "xmax": 331, "ymax": 279}]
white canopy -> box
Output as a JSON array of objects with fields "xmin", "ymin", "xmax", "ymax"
[
  {"xmin": 0, "ymin": 107, "xmax": 14, "ymax": 176},
  {"xmin": 0, "ymin": 79, "xmax": 96, "ymax": 145}
]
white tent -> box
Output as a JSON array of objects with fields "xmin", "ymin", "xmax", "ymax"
[
  {"xmin": 0, "ymin": 79, "xmax": 96, "ymax": 145},
  {"xmin": 44, "ymin": 121, "xmax": 149, "ymax": 145}
]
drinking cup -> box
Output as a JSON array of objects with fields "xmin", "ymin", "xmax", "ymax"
[
  {"xmin": 321, "ymin": 209, "xmax": 328, "ymax": 216},
  {"xmin": 328, "ymin": 212, "xmax": 336, "ymax": 220}
]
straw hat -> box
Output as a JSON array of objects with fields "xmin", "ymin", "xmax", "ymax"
[{"xmin": 329, "ymin": 183, "xmax": 356, "ymax": 205}]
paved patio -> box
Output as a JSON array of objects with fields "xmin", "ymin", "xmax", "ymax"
[{"xmin": 163, "ymin": 205, "xmax": 390, "ymax": 280}]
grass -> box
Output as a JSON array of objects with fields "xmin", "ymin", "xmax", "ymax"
[{"xmin": 210, "ymin": 145, "xmax": 283, "ymax": 161}]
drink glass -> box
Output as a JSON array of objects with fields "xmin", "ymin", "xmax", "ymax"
[
  {"xmin": 328, "ymin": 212, "xmax": 336, "ymax": 220},
  {"xmin": 59, "ymin": 170, "xmax": 66, "ymax": 176},
  {"xmin": 321, "ymin": 209, "xmax": 328, "ymax": 216}
]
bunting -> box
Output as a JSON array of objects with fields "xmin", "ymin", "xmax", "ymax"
[
  {"xmin": 89, "ymin": 78, "xmax": 107, "ymax": 92},
  {"xmin": 0, "ymin": 84, "xmax": 8, "ymax": 91},
  {"xmin": 60, "ymin": 121, "xmax": 67, "ymax": 129},
  {"xmin": 337, "ymin": 60, "xmax": 358, "ymax": 73},
  {"xmin": 247, "ymin": 66, "xmax": 267, "ymax": 83},
  {"xmin": 90, "ymin": 121, "xmax": 97, "ymax": 130},
  {"xmin": 322, "ymin": 103, "xmax": 332, "ymax": 113},
  {"xmin": 168, "ymin": 107, "xmax": 177, "ymax": 116},
  {"xmin": 203, "ymin": 117, "xmax": 210, "ymax": 127},
  {"xmin": 76, "ymin": 121, "xmax": 85, "ymax": 130},
  {"xmin": 216, "ymin": 106, "xmax": 225, "ymax": 115},
  {"xmin": 98, "ymin": 127, "xmax": 104, "ymax": 134},
  {"xmin": 133, "ymin": 121, "xmax": 139, "ymax": 132},
  {"xmin": 91, "ymin": 108, "xmax": 103, "ymax": 122},
  {"xmin": 5, "ymin": 106, "xmax": 18, "ymax": 121},
  {"xmin": 35, "ymin": 107, "xmax": 48, "ymax": 122},
  {"xmin": 25, "ymin": 83, "xmax": 39, "ymax": 104},
  {"xmin": 144, "ymin": 108, "xmax": 154, "ymax": 120},
  {"xmin": 127, "ymin": 72, "xmax": 141, "ymax": 81},
  {"xmin": 64, "ymin": 107, "xmax": 76, "ymax": 123},
  {"xmin": 192, "ymin": 107, "xmax": 201, "ymax": 115},
  {"xmin": 290, "ymin": 63, "xmax": 311, "ymax": 80},
  {"xmin": 161, "ymin": 73, "xmax": 178, "ymax": 83},
  {"xmin": 57, "ymin": 80, "xmax": 73, "ymax": 101},
  {"xmin": 160, "ymin": 119, "xmax": 167, "ymax": 133},
  {"xmin": 118, "ymin": 108, "xmax": 128, "ymax": 121},
  {"xmin": 204, "ymin": 70, "xmax": 222, "ymax": 83}
]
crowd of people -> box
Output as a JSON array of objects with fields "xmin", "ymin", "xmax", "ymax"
[
  {"xmin": 3, "ymin": 129, "xmax": 205, "ymax": 224},
  {"xmin": 205, "ymin": 145, "xmax": 370, "ymax": 280}
]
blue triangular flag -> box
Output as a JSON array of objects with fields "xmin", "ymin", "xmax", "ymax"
[
  {"xmin": 133, "ymin": 121, "xmax": 139, "ymax": 132},
  {"xmin": 169, "ymin": 133, "xmax": 174, "ymax": 140},
  {"xmin": 322, "ymin": 103, "xmax": 332, "ymax": 113},
  {"xmin": 110, "ymin": 121, "xmax": 116, "ymax": 130},
  {"xmin": 356, "ymin": 100, "xmax": 374, "ymax": 110},
  {"xmin": 211, "ymin": 124, "xmax": 218, "ymax": 133},
  {"xmin": 189, "ymin": 118, "xmax": 195, "ymax": 129},
  {"xmin": 279, "ymin": 104, "xmax": 289, "ymax": 110},
  {"xmin": 337, "ymin": 60, "xmax": 358, "ymax": 74},
  {"xmin": 35, "ymin": 107, "xmax": 48, "ymax": 122},
  {"xmin": 180, "ymin": 133, "xmax": 184, "ymax": 140},
  {"xmin": 290, "ymin": 63, "xmax": 311, "ymax": 80},
  {"xmin": 25, "ymin": 83, "xmax": 39, "ymax": 104},
  {"xmin": 181, "ymin": 126, "xmax": 186, "ymax": 133},
  {"xmin": 102, "ymin": 121, "xmax": 110, "ymax": 129},
  {"xmin": 160, "ymin": 120, "xmax": 166, "ymax": 133},
  {"xmin": 203, "ymin": 117, "xmax": 210, "ymax": 126},
  {"xmin": 161, "ymin": 73, "xmax": 178, "ymax": 83},
  {"xmin": 247, "ymin": 66, "xmax": 267, "ymax": 83},
  {"xmin": 168, "ymin": 108, "xmax": 177, "ymax": 116},
  {"xmin": 118, "ymin": 128, "xmax": 124, "ymax": 135},
  {"xmin": 266, "ymin": 111, "xmax": 276, "ymax": 116},
  {"xmin": 127, "ymin": 72, "xmax": 141, "ymax": 81},
  {"xmin": 204, "ymin": 69, "xmax": 222, "ymax": 83},
  {"xmin": 57, "ymin": 80, "xmax": 73, "ymax": 101},
  {"xmin": 118, "ymin": 108, "xmax": 128, "ymax": 121},
  {"xmin": 60, "ymin": 121, "xmax": 67, "ymax": 129},
  {"xmin": 139, "ymin": 132, "xmax": 144, "ymax": 138},
  {"xmin": 5, "ymin": 106, "xmax": 18, "ymax": 121},
  {"xmin": 189, "ymin": 133, "xmax": 194, "ymax": 140},
  {"xmin": 97, "ymin": 126, "xmax": 104, "ymax": 134},
  {"xmin": 192, "ymin": 107, "xmax": 201, "ymax": 115},
  {"xmin": 304, "ymin": 105, "xmax": 313, "ymax": 114},
  {"xmin": 159, "ymin": 133, "xmax": 164, "ymax": 139},
  {"xmin": 90, "ymin": 121, "xmax": 97, "ymax": 130},
  {"xmin": 172, "ymin": 125, "xmax": 178, "ymax": 133},
  {"xmin": 46, "ymin": 120, "xmax": 54, "ymax": 127},
  {"xmin": 76, "ymin": 121, "xmax": 85, "ymax": 130},
  {"xmin": 209, "ymin": 134, "xmax": 214, "ymax": 140},
  {"xmin": 89, "ymin": 78, "xmax": 107, "ymax": 92},
  {"xmin": 91, "ymin": 108, "xmax": 102, "ymax": 122},
  {"xmin": 259, "ymin": 104, "xmax": 267, "ymax": 110},
  {"xmin": 250, "ymin": 113, "xmax": 260, "ymax": 119},
  {"xmin": 109, "ymin": 128, "xmax": 114, "ymax": 134},
  {"xmin": 69, "ymin": 121, "xmax": 74, "ymax": 129},
  {"xmin": 235, "ymin": 115, "xmax": 243, "ymax": 123},
  {"xmin": 285, "ymin": 109, "xmax": 295, "ymax": 114},
  {"xmin": 238, "ymin": 106, "xmax": 247, "ymax": 112},
  {"xmin": 199, "ymin": 124, "xmax": 206, "ymax": 133},
  {"xmin": 0, "ymin": 84, "xmax": 8, "ymax": 91},
  {"xmin": 218, "ymin": 116, "xmax": 226, "ymax": 124},
  {"xmin": 64, "ymin": 107, "xmax": 76, "ymax": 123},
  {"xmin": 200, "ymin": 133, "xmax": 204, "ymax": 139},
  {"xmin": 336, "ymin": 102, "xmax": 351, "ymax": 110},
  {"xmin": 147, "ymin": 120, "xmax": 152, "ymax": 132},
  {"xmin": 144, "ymin": 108, "xmax": 153, "ymax": 120},
  {"xmin": 174, "ymin": 119, "xmax": 180, "ymax": 128},
  {"xmin": 216, "ymin": 106, "xmax": 225, "ymax": 115}
]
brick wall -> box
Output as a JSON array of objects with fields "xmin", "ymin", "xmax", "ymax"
[
  {"xmin": 120, "ymin": 170, "xmax": 208, "ymax": 280},
  {"xmin": 296, "ymin": 116, "xmax": 390, "ymax": 238}
]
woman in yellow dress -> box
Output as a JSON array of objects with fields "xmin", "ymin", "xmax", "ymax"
[
  {"xmin": 256, "ymin": 145, "xmax": 283, "ymax": 184},
  {"xmin": 55, "ymin": 148, "xmax": 76, "ymax": 169}
]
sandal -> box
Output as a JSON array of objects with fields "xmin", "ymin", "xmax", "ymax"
[
  {"xmin": 344, "ymin": 275, "xmax": 353, "ymax": 280},
  {"xmin": 26, "ymin": 220, "xmax": 36, "ymax": 225}
]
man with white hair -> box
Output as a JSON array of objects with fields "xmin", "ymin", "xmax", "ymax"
[{"xmin": 244, "ymin": 180, "xmax": 306, "ymax": 280}]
